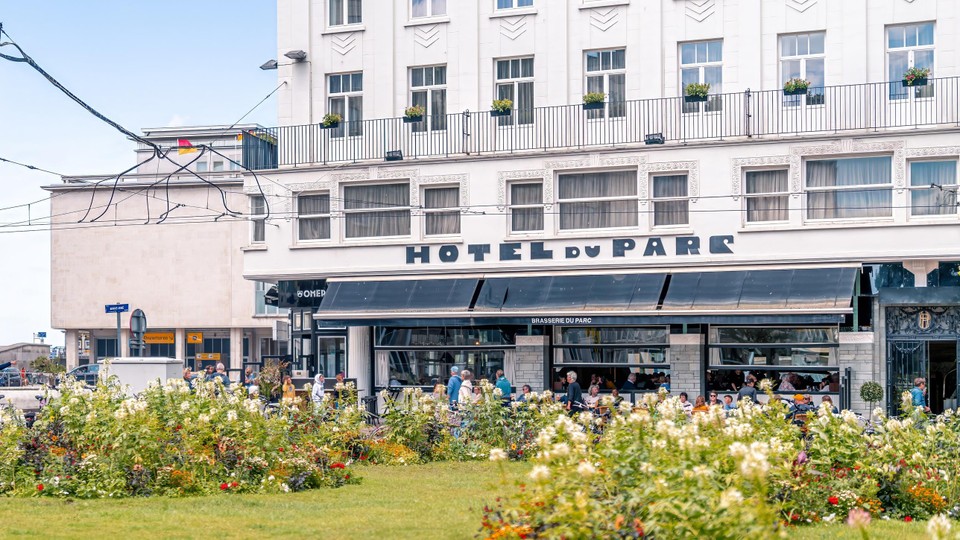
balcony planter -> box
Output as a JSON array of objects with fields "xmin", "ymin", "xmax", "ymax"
[
  {"xmin": 403, "ymin": 115, "xmax": 424, "ymax": 124},
  {"xmin": 783, "ymin": 78, "xmax": 810, "ymax": 96},
  {"xmin": 403, "ymin": 105, "xmax": 425, "ymax": 123},
  {"xmin": 683, "ymin": 95, "xmax": 708, "ymax": 103},
  {"xmin": 321, "ymin": 113, "xmax": 342, "ymax": 129},
  {"xmin": 491, "ymin": 98, "xmax": 513, "ymax": 117},
  {"xmin": 901, "ymin": 77, "xmax": 928, "ymax": 87},
  {"xmin": 683, "ymin": 82, "xmax": 710, "ymax": 103},
  {"xmin": 902, "ymin": 67, "xmax": 930, "ymax": 87},
  {"xmin": 582, "ymin": 92, "xmax": 606, "ymax": 110},
  {"xmin": 783, "ymin": 88, "xmax": 808, "ymax": 96}
]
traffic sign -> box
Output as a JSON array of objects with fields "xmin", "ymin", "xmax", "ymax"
[
  {"xmin": 105, "ymin": 304, "xmax": 130, "ymax": 314},
  {"xmin": 37, "ymin": 332, "xmax": 47, "ymax": 338}
]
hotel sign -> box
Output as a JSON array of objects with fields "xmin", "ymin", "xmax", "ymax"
[
  {"xmin": 277, "ymin": 280, "xmax": 328, "ymax": 308},
  {"xmin": 406, "ymin": 235, "xmax": 734, "ymax": 265}
]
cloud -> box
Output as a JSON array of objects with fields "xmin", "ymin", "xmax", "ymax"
[{"xmin": 166, "ymin": 114, "xmax": 189, "ymax": 127}]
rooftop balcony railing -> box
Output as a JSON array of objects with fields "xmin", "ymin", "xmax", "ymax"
[{"xmin": 241, "ymin": 76, "xmax": 960, "ymax": 170}]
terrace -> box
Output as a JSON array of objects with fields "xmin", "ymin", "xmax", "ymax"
[{"xmin": 241, "ymin": 76, "xmax": 960, "ymax": 170}]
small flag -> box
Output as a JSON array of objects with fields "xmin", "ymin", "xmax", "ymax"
[
  {"xmin": 236, "ymin": 133, "xmax": 244, "ymax": 141},
  {"xmin": 177, "ymin": 138, "xmax": 197, "ymax": 154}
]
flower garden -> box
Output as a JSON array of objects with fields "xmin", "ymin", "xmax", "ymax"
[{"xmin": 2, "ymin": 377, "xmax": 960, "ymax": 539}]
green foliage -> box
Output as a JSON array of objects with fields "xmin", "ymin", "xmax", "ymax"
[
  {"xmin": 860, "ymin": 382, "xmax": 884, "ymax": 405},
  {"xmin": 582, "ymin": 92, "xmax": 606, "ymax": 104},
  {"xmin": 784, "ymin": 78, "xmax": 811, "ymax": 92},
  {"xmin": 684, "ymin": 82, "xmax": 711, "ymax": 98},
  {"xmin": 322, "ymin": 112, "xmax": 342, "ymax": 127},
  {"xmin": 491, "ymin": 99, "xmax": 513, "ymax": 112},
  {"xmin": 31, "ymin": 356, "xmax": 65, "ymax": 374},
  {"xmin": 403, "ymin": 105, "xmax": 425, "ymax": 118},
  {"xmin": 903, "ymin": 66, "xmax": 930, "ymax": 84}
]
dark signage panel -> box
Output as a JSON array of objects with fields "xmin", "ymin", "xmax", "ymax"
[{"xmin": 277, "ymin": 280, "xmax": 328, "ymax": 308}]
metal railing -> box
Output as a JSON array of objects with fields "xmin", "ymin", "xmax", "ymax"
[{"xmin": 243, "ymin": 76, "xmax": 960, "ymax": 170}]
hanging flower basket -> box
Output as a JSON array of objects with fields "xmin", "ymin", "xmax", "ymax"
[
  {"xmin": 902, "ymin": 67, "xmax": 930, "ymax": 87},
  {"xmin": 321, "ymin": 113, "xmax": 342, "ymax": 129},
  {"xmin": 491, "ymin": 99, "xmax": 513, "ymax": 117},
  {"xmin": 582, "ymin": 92, "xmax": 606, "ymax": 110},
  {"xmin": 783, "ymin": 78, "xmax": 810, "ymax": 96},
  {"xmin": 683, "ymin": 83, "xmax": 710, "ymax": 103},
  {"xmin": 403, "ymin": 105, "xmax": 425, "ymax": 123}
]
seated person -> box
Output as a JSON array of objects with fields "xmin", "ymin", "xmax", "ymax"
[
  {"xmin": 722, "ymin": 394, "xmax": 737, "ymax": 411},
  {"xmin": 583, "ymin": 384, "xmax": 601, "ymax": 410},
  {"xmin": 516, "ymin": 384, "xmax": 532, "ymax": 402},
  {"xmin": 610, "ymin": 388, "xmax": 624, "ymax": 406},
  {"xmin": 821, "ymin": 395, "xmax": 839, "ymax": 414},
  {"xmin": 785, "ymin": 394, "xmax": 816, "ymax": 422},
  {"xmin": 678, "ymin": 392, "xmax": 694, "ymax": 414},
  {"xmin": 621, "ymin": 373, "xmax": 639, "ymax": 393},
  {"xmin": 691, "ymin": 395, "xmax": 709, "ymax": 413},
  {"xmin": 707, "ymin": 392, "xmax": 722, "ymax": 408}
]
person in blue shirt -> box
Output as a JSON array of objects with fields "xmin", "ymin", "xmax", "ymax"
[
  {"xmin": 911, "ymin": 377, "xmax": 930, "ymax": 413},
  {"xmin": 495, "ymin": 369, "xmax": 512, "ymax": 403},
  {"xmin": 447, "ymin": 366, "xmax": 462, "ymax": 409}
]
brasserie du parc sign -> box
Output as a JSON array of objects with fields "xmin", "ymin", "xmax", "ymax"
[{"xmin": 405, "ymin": 235, "xmax": 734, "ymax": 265}]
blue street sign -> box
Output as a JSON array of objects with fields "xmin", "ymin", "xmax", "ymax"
[
  {"xmin": 105, "ymin": 304, "xmax": 129, "ymax": 314},
  {"xmin": 37, "ymin": 332, "xmax": 47, "ymax": 338}
]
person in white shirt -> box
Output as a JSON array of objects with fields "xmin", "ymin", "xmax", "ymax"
[
  {"xmin": 678, "ymin": 392, "xmax": 694, "ymax": 415},
  {"xmin": 311, "ymin": 374, "xmax": 325, "ymax": 408},
  {"xmin": 583, "ymin": 384, "xmax": 601, "ymax": 410},
  {"xmin": 458, "ymin": 369, "xmax": 475, "ymax": 404}
]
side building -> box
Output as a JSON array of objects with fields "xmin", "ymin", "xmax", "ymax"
[
  {"xmin": 46, "ymin": 125, "xmax": 288, "ymax": 376},
  {"xmin": 243, "ymin": 0, "xmax": 960, "ymax": 415}
]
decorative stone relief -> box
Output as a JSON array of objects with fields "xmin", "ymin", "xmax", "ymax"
[
  {"xmin": 730, "ymin": 155, "xmax": 791, "ymax": 201},
  {"xmin": 543, "ymin": 158, "xmax": 591, "ymax": 170},
  {"xmin": 886, "ymin": 306, "xmax": 960, "ymax": 337},
  {"xmin": 330, "ymin": 33, "xmax": 357, "ymax": 55},
  {"xmin": 414, "ymin": 25, "xmax": 440, "ymax": 48},
  {"xmin": 786, "ymin": 0, "xmax": 818, "ymax": 13},
  {"xmin": 499, "ymin": 17, "xmax": 528, "ymax": 41},
  {"xmin": 598, "ymin": 154, "xmax": 646, "ymax": 167},
  {"xmin": 411, "ymin": 174, "xmax": 469, "ymax": 208},
  {"xmin": 376, "ymin": 167, "xmax": 420, "ymax": 180},
  {"xmin": 905, "ymin": 146, "xmax": 960, "ymax": 159},
  {"xmin": 790, "ymin": 139, "xmax": 906, "ymax": 196},
  {"xmin": 639, "ymin": 160, "xmax": 700, "ymax": 203},
  {"xmin": 685, "ymin": 0, "xmax": 716, "ymax": 22},
  {"xmin": 588, "ymin": 8, "xmax": 620, "ymax": 32},
  {"xmin": 497, "ymin": 169, "xmax": 551, "ymax": 211}
]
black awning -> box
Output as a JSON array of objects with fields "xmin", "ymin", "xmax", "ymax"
[
  {"xmin": 474, "ymin": 273, "xmax": 666, "ymax": 312},
  {"xmin": 318, "ymin": 278, "xmax": 479, "ymax": 313},
  {"xmin": 662, "ymin": 267, "xmax": 857, "ymax": 311}
]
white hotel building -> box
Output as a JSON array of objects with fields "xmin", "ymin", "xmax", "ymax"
[{"xmin": 241, "ymin": 0, "xmax": 960, "ymax": 415}]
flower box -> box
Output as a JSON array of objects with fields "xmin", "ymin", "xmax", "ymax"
[
  {"xmin": 582, "ymin": 102, "xmax": 605, "ymax": 111},
  {"xmin": 902, "ymin": 77, "xmax": 928, "ymax": 87},
  {"xmin": 490, "ymin": 109, "xmax": 512, "ymax": 117},
  {"xmin": 403, "ymin": 115, "xmax": 424, "ymax": 123},
  {"xmin": 783, "ymin": 88, "xmax": 808, "ymax": 96},
  {"xmin": 684, "ymin": 95, "xmax": 708, "ymax": 103},
  {"xmin": 321, "ymin": 121, "xmax": 340, "ymax": 129}
]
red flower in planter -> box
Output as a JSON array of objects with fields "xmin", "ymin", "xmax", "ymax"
[
  {"xmin": 220, "ymin": 482, "xmax": 228, "ymax": 490},
  {"xmin": 828, "ymin": 496, "xmax": 839, "ymax": 505},
  {"xmin": 904, "ymin": 516, "xmax": 913, "ymax": 522},
  {"xmin": 37, "ymin": 484, "xmax": 44, "ymax": 492}
]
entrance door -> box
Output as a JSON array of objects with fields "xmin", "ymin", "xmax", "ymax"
[
  {"xmin": 315, "ymin": 336, "xmax": 346, "ymax": 378},
  {"xmin": 929, "ymin": 341, "xmax": 959, "ymax": 414},
  {"xmin": 887, "ymin": 340, "xmax": 926, "ymax": 415}
]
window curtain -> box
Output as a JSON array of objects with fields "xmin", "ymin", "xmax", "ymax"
[
  {"xmin": 411, "ymin": 0, "xmax": 427, "ymax": 17},
  {"xmin": 516, "ymin": 81, "xmax": 534, "ymax": 125},
  {"xmin": 329, "ymin": 0, "xmax": 344, "ymax": 25},
  {"xmin": 298, "ymin": 195, "xmax": 330, "ymax": 240},
  {"xmin": 431, "ymin": 0, "xmax": 447, "ymax": 16},
  {"xmin": 652, "ymin": 175, "xmax": 689, "ymax": 226},
  {"xmin": 510, "ymin": 183, "xmax": 543, "ymax": 231},
  {"xmin": 558, "ymin": 171, "xmax": 638, "ymax": 230},
  {"xmin": 608, "ymin": 74, "xmax": 626, "ymax": 118},
  {"xmin": 430, "ymin": 89, "xmax": 447, "ymax": 131},
  {"xmin": 344, "ymin": 184, "xmax": 411, "ymax": 238},
  {"xmin": 746, "ymin": 170, "xmax": 789, "ymax": 222},
  {"xmin": 424, "ymin": 187, "xmax": 460, "ymax": 235},
  {"xmin": 347, "ymin": 0, "xmax": 362, "ymax": 24},
  {"xmin": 251, "ymin": 196, "xmax": 266, "ymax": 241},
  {"xmin": 912, "ymin": 161, "xmax": 958, "ymax": 215},
  {"xmin": 807, "ymin": 157, "xmax": 892, "ymax": 219}
]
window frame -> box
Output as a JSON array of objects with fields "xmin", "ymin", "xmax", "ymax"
[
  {"xmin": 679, "ymin": 40, "xmax": 723, "ymax": 114},
  {"xmin": 341, "ymin": 181, "xmax": 412, "ymax": 239},
  {"xmin": 495, "ymin": 56, "xmax": 535, "ymax": 126},
  {"xmin": 327, "ymin": 72, "xmax": 364, "ymax": 138},
  {"xmin": 779, "ymin": 31, "xmax": 826, "ymax": 107},
  {"xmin": 329, "ymin": 0, "xmax": 362, "ymax": 27},
  {"xmin": 908, "ymin": 158, "xmax": 959, "ymax": 218},
  {"xmin": 495, "ymin": 0, "xmax": 534, "ymax": 11},
  {"xmin": 409, "ymin": 65, "xmax": 447, "ymax": 133},
  {"xmin": 887, "ymin": 22, "xmax": 935, "ymax": 101},
  {"xmin": 296, "ymin": 192, "xmax": 332, "ymax": 242},
  {"xmin": 255, "ymin": 281, "xmax": 287, "ymax": 316},
  {"xmin": 250, "ymin": 195, "xmax": 266, "ymax": 243},
  {"xmin": 508, "ymin": 181, "xmax": 545, "ymax": 234},
  {"xmin": 803, "ymin": 155, "xmax": 894, "ymax": 222},
  {"xmin": 556, "ymin": 170, "xmax": 639, "ymax": 232},
  {"xmin": 743, "ymin": 168, "xmax": 790, "ymax": 224},
  {"xmin": 584, "ymin": 48, "xmax": 626, "ymax": 119},
  {"xmin": 411, "ymin": 0, "xmax": 446, "ymax": 19},
  {"xmin": 422, "ymin": 184, "xmax": 461, "ymax": 237},
  {"xmin": 650, "ymin": 173, "xmax": 690, "ymax": 228}
]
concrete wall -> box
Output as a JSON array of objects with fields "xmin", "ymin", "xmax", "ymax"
[
  {"xmin": 668, "ymin": 334, "xmax": 703, "ymax": 400},
  {"xmin": 514, "ymin": 335, "xmax": 547, "ymax": 392},
  {"xmin": 839, "ymin": 331, "xmax": 878, "ymax": 416}
]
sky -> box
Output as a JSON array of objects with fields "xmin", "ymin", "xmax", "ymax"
[{"xmin": 0, "ymin": 1, "xmax": 279, "ymax": 347}]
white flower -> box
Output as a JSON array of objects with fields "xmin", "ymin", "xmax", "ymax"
[
  {"xmin": 488, "ymin": 448, "xmax": 508, "ymax": 462},
  {"xmin": 928, "ymin": 514, "xmax": 952, "ymax": 540},
  {"xmin": 180, "ymin": 402, "xmax": 190, "ymax": 412},
  {"xmin": 576, "ymin": 461, "xmax": 597, "ymax": 477},
  {"xmin": 718, "ymin": 488, "xmax": 743, "ymax": 509},
  {"xmin": 529, "ymin": 465, "xmax": 551, "ymax": 482},
  {"xmin": 226, "ymin": 410, "xmax": 238, "ymax": 422}
]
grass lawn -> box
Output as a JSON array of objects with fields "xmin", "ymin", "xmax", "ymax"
[
  {"xmin": 0, "ymin": 462, "xmax": 937, "ymax": 539},
  {"xmin": 0, "ymin": 462, "xmax": 528, "ymax": 539}
]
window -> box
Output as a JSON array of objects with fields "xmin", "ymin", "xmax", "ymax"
[
  {"xmin": 255, "ymin": 281, "xmax": 287, "ymax": 316},
  {"xmin": 651, "ymin": 174, "xmax": 689, "ymax": 227},
  {"xmin": 196, "ymin": 161, "xmax": 208, "ymax": 173},
  {"xmin": 910, "ymin": 160, "xmax": 958, "ymax": 216},
  {"xmin": 212, "ymin": 161, "xmax": 224, "ymax": 172},
  {"xmin": 374, "ymin": 327, "xmax": 514, "ymax": 387},
  {"xmin": 806, "ymin": 156, "xmax": 892, "ymax": 220},
  {"xmin": 558, "ymin": 171, "xmax": 637, "ymax": 230},
  {"xmin": 251, "ymin": 195, "xmax": 266, "ymax": 243},
  {"xmin": 496, "ymin": 0, "xmax": 533, "ymax": 9},
  {"xmin": 410, "ymin": 65, "xmax": 447, "ymax": 132},
  {"xmin": 495, "ymin": 57, "xmax": 535, "ymax": 126},
  {"xmin": 423, "ymin": 186, "xmax": 460, "ymax": 235},
  {"xmin": 585, "ymin": 49, "xmax": 625, "ymax": 118},
  {"xmin": 780, "ymin": 32, "xmax": 825, "ymax": 106},
  {"xmin": 329, "ymin": 0, "xmax": 362, "ymax": 26},
  {"xmin": 343, "ymin": 183, "xmax": 411, "ymax": 238},
  {"xmin": 509, "ymin": 182, "xmax": 544, "ymax": 232},
  {"xmin": 95, "ymin": 338, "xmax": 118, "ymax": 360},
  {"xmin": 328, "ymin": 72, "xmax": 363, "ymax": 137},
  {"xmin": 680, "ymin": 40, "xmax": 722, "ymax": 113},
  {"xmin": 744, "ymin": 169, "xmax": 789, "ymax": 223},
  {"xmin": 412, "ymin": 0, "xmax": 445, "ymax": 18},
  {"xmin": 552, "ymin": 327, "xmax": 670, "ymax": 398},
  {"xmin": 297, "ymin": 193, "xmax": 331, "ymax": 240},
  {"xmin": 706, "ymin": 327, "xmax": 839, "ymax": 397},
  {"xmin": 146, "ymin": 343, "xmax": 176, "ymax": 358},
  {"xmin": 888, "ymin": 23, "xmax": 934, "ymax": 100}
]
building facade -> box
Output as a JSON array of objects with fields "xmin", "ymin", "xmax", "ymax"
[
  {"xmin": 47, "ymin": 125, "xmax": 287, "ymax": 374},
  {"xmin": 243, "ymin": 0, "xmax": 960, "ymax": 414}
]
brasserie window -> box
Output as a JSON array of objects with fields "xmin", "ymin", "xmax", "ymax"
[
  {"xmin": 552, "ymin": 327, "xmax": 670, "ymax": 394},
  {"xmin": 374, "ymin": 327, "xmax": 515, "ymax": 387},
  {"xmin": 706, "ymin": 327, "xmax": 839, "ymax": 396}
]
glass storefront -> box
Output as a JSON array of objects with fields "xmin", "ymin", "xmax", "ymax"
[{"xmin": 552, "ymin": 326, "xmax": 670, "ymax": 394}]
